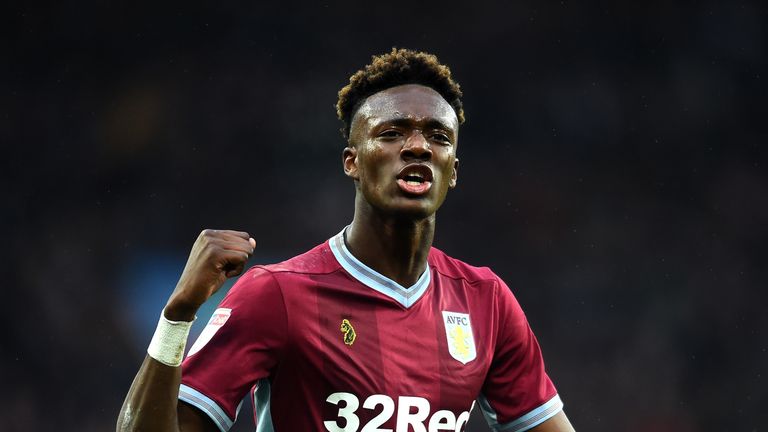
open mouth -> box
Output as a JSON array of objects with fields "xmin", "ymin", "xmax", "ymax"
[
  {"xmin": 396, "ymin": 164, "xmax": 433, "ymax": 195},
  {"xmin": 403, "ymin": 173, "xmax": 426, "ymax": 185}
]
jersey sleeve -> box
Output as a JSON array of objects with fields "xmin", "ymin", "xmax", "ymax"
[
  {"xmin": 477, "ymin": 277, "xmax": 562, "ymax": 432},
  {"xmin": 179, "ymin": 266, "xmax": 288, "ymax": 431}
]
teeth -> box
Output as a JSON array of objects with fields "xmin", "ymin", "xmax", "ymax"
[
  {"xmin": 407, "ymin": 180, "xmax": 421, "ymax": 186},
  {"xmin": 404, "ymin": 173, "xmax": 424, "ymax": 182}
]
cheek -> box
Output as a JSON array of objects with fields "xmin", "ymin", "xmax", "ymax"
[
  {"xmin": 435, "ymin": 156, "xmax": 457, "ymax": 190},
  {"xmin": 359, "ymin": 144, "xmax": 387, "ymax": 176},
  {"xmin": 440, "ymin": 153, "xmax": 456, "ymax": 173}
]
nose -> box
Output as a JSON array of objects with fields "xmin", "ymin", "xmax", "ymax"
[{"xmin": 401, "ymin": 130, "xmax": 432, "ymax": 161}]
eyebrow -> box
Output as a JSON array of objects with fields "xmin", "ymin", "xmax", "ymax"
[{"xmin": 376, "ymin": 117, "xmax": 455, "ymax": 134}]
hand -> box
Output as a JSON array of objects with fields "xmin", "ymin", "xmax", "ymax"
[{"xmin": 164, "ymin": 229, "xmax": 256, "ymax": 321}]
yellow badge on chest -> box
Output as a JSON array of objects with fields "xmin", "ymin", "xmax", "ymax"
[
  {"xmin": 340, "ymin": 318, "xmax": 356, "ymax": 346},
  {"xmin": 442, "ymin": 311, "xmax": 476, "ymax": 364}
]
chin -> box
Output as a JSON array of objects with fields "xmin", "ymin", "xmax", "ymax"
[
  {"xmin": 360, "ymin": 188, "xmax": 444, "ymax": 220},
  {"xmin": 394, "ymin": 208, "xmax": 434, "ymax": 220},
  {"xmin": 383, "ymin": 199, "xmax": 439, "ymax": 220}
]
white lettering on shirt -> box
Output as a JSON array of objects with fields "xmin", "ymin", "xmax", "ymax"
[{"xmin": 324, "ymin": 392, "xmax": 471, "ymax": 432}]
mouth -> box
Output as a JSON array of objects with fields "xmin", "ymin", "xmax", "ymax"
[{"xmin": 396, "ymin": 164, "xmax": 433, "ymax": 195}]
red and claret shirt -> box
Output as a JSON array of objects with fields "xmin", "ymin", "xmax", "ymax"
[{"xmin": 180, "ymin": 228, "xmax": 563, "ymax": 432}]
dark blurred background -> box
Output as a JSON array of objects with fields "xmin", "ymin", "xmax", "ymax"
[{"xmin": 3, "ymin": 1, "xmax": 766, "ymax": 431}]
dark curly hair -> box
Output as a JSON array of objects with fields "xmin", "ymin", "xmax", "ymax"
[{"xmin": 336, "ymin": 48, "xmax": 465, "ymax": 140}]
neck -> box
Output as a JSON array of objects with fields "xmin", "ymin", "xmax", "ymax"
[{"xmin": 345, "ymin": 198, "xmax": 435, "ymax": 288}]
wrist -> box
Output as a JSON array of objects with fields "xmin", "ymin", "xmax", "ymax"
[
  {"xmin": 164, "ymin": 298, "xmax": 199, "ymax": 322},
  {"xmin": 147, "ymin": 308, "xmax": 196, "ymax": 367}
]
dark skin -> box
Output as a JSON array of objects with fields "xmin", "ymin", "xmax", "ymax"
[
  {"xmin": 343, "ymin": 84, "xmax": 459, "ymax": 287},
  {"xmin": 343, "ymin": 85, "xmax": 574, "ymax": 431},
  {"xmin": 117, "ymin": 84, "xmax": 574, "ymax": 431},
  {"xmin": 117, "ymin": 229, "xmax": 253, "ymax": 432}
]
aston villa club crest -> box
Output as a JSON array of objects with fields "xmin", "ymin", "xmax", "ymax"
[{"xmin": 442, "ymin": 311, "xmax": 476, "ymax": 364}]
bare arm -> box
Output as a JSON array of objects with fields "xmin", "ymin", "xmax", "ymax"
[
  {"xmin": 116, "ymin": 229, "xmax": 255, "ymax": 432},
  {"xmin": 529, "ymin": 411, "xmax": 576, "ymax": 432},
  {"xmin": 118, "ymin": 355, "xmax": 219, "ymax": 432}
]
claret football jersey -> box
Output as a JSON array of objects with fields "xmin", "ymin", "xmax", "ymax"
[{"xmin": 179, "ymin": 228, "xmax": 562, "ymax": 432}]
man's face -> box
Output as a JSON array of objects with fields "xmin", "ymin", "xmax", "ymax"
[{"xmin": 344, "ymin": 84, "xmax": 459, "ymax": 219}]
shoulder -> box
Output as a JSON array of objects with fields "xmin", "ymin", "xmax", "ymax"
[
  {"xmin": 429, "ymin": 247, "xmax": 522, "ymax": 309},
  {"xmin": 251, "ymin": 240, "xmax": 341, "ymax": 277},
  {"xmin": 222, "ymin": 240, "xmax": 338, "ymax": 299},
  {"xmin": 428, "ymin": 246, "xmax": 503, "ymax": 286}
]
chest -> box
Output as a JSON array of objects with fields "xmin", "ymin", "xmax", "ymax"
[{"xmin": 281, "ymin": 276, "xmax": 496, "ymax": 412}]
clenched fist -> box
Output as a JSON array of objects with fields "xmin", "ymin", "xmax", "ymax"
[{"xmin": 164, "ymin": 229, "xmax": 256, "ymax": 321}]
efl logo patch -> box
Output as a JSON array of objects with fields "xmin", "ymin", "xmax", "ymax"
[
  {"xmin": 442, "ymin": 311, "xmax": 476, "ymax": 364},
  {"xmin": 187, "ymin": 308, "xmax": 231, "ymax": 357}
]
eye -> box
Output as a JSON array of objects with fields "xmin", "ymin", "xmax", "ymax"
[
  {"xmin": 378, "ymin": 129, "xmax": 403, "ymax": 139},
  {"xmin": 430, "ymin": 132, "xmax": 452, "ymax": 144}
]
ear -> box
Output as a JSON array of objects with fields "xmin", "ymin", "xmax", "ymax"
[
  {"xmin": 343, "ymin": 146, "xmax": 359, "ymax": 180},
  {"xmin": 449, "ymin": 157, "xmax": 459, "ymax": 188}
]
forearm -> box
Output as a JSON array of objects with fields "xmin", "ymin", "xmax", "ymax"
[
  {"xmin": 117, "ymin": 355, "xmax": 183, "ymax": 432},
  {"xmin": 117, "ymin": 230, "xmax": 255, "ymax": 431}
]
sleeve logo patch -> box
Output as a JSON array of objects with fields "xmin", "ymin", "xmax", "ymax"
[
  {"xmin": 340, "ymin": 318, "xmax": 356, "ymax": 346},
  {"xmin": 187, "ymin": 308, "xmax": 232, "ymax": 357},
  {"xmin": 442, "ymin": 311, "xmax": 476, "ymax": 364}
]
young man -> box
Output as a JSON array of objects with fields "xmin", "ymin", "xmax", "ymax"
[{"xmin": 117, "ymin": 48, "xmax": 575, "ymax": 432}]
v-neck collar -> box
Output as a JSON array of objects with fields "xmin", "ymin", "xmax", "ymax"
[{"xmin": 328, "ymin": 227, "xmax": 431, "ymax": 308}]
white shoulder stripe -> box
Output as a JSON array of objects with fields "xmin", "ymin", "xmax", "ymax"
[
  {"xmin": 179, "ymin": 384, "xmax": 234, "ymax": 432},
  {"xmin": 478, "ymin": 393, "xmax": 563, "ymax": 432}
]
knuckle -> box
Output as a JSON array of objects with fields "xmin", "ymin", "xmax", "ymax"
[{"xmin": 202, "ymin": 244, "xmax": 219, "ymax": 257}]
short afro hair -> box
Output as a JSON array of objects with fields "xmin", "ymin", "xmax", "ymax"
[{"xmin": 336, "ymin": 48, "xmax": 465, "ymax": 140}]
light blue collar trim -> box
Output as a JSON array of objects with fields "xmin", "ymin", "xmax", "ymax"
[{"xmin": 329, "ymin": 227, "xmax": 431, "ymax": 308}]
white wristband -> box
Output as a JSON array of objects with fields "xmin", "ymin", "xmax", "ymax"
[{"xmin": 147, "ymin": 309, "xmax": 196, "ymax": 367}]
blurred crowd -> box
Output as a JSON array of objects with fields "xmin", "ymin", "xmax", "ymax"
[{"xmin": 4, "ymin": 2, "xmax": 766, "ymax": 431}]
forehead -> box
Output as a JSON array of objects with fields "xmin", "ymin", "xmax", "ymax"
[{"xmin": 353, "ymin": 84, "xmax": 458, "ymax": 130}]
